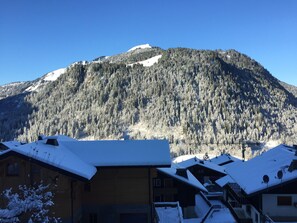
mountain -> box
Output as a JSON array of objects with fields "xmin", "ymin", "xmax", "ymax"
[{"xmin": 0, "ymin": 45, "xmax": 297, "ymax": 158}]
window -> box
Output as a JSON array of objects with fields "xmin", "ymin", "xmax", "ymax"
[
  {"xmin": 6, "ymin": 162, "xmax": 19, "ymax": 176},
  {"xmin": 164, "ymin": 178, "xmax": 173, "ymax": 188},
  {"xmin": 277, "ymin": 196, "xmax": 292, "ymax": 206},
  {"xmin": 153, "ymin": 178, "xmax": 161, "ymax": 187}
]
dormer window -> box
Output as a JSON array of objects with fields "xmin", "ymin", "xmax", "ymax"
[
  {"xmin": 6, "ymin": 162, "xmax": 19, "ymax": 176},
  {"xmin": 46, "ymin": 138, "xmax": 59, "ymax": 146}
]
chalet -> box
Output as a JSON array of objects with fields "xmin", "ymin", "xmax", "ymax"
[
  {"xmin": 217, "ymin": 144, "xmax": 297, "ymax": 223},
  {"xmin": 153, "ymin": 163, "xmax": 207, "ymax": 219},
  {"xmin": 207, "ymin": 153, "xmax": 241, "ymax": 166},
  {"xmin": 0, "ymin": 135, "xmax": 171, "ymax": 223},
  {"xmin": 175, "ymin": 156, "xmax": 227, "ymax": 188}
]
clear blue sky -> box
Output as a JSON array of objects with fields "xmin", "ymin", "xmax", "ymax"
[{"xmin": 1, "ymin": 0, "xmax": 296, "ymax": 86}]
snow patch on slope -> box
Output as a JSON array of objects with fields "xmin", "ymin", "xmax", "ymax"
[
  {"xmin": 2, "ymin": 82, "xmax": 26, "ymax": 87},
  {"xmin": 127, "ymin": 44, "xmax": 152, "ymax": 52},
  {"xmin": 128, "ymin": 54, "xmax": 162, "ymax": 67},
  {"xmin": 44, "ymin": 68, "xmax": 66, "ymax": 81},
  {"xmin": 25, "ymin": 68, "xmax": 66, "ymax": 92}
]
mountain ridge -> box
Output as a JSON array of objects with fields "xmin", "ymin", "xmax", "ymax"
[{"xmin": 0, "ymin": 46, "xmax": 296, "ymax": 158}]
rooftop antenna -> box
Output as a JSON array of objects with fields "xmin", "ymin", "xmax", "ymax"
[
  {"xmin": 276, "ymin": 170, "xmax": 283, "ymax": 183},
  {"xmin": 263, "ymin": 175, "xmax": 269, "ymax": 185}
]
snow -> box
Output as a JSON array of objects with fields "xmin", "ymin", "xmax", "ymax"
[
  {"xmin": 1, "ymin": 135, "xmax": 171, "ymax": 179},
  {"xmin": 203, "ymin": 208, "xmax": 236, "ymax": 223},
  {"xmin": 61, "ymin": 139, "xmax": 171, "ymax": 167},
  {"xmin": 128, "ymin": 54, "xmax": 162, "ymax": 67},
  {"xmin": 155, "ymin": 206, "xmax": 181, "ymax": 223},
  {"xmin": 25, "ymin": 68, "xmax": 66, "ymax": 92},
  {"xmin": 176, "ymin": 157, "xmax": 226, "ymax": 174},
  {"xmin": 155, "ymin": 202, "xmax": 184, "ymax": 223},
  {"xmin": 215, "ymin": 175, "xmax": 235, "ymax": 188},
  {"xmin": 195, "ymin": 194, "xmax": 211, "ymax": 217},
  {"xmin": 25, "ymin": 82, "xmax": 43, "ymax": 92},
  {"xmin": 43, "ymin": 68, "xmax": 66, "ymax": 81},
  {"xmin": 158, "ymin": 163, "xmax": 207, "ymax": 192},
  {"xmin": 194, "ymin": 194, "xmax": 236, "ymax": 223},
  {"xmin": 127, "ymin": 44, "xmax": 152, "ymax": 52},
  {"xmin": 70, "ymin": 61, "xmax": 89, "ymax": 66},
  {"xmin": 3, "ymin": 136, "xmax": 96, "ymax": 180},
  {"xmin": 0, "ymin": 184, "xmax": 60, "ymax": 223},
  {"xmin": 224, "ymin": 144, "xmax": 297, "ymax": 195},
  {"xmin": 207, "ymin": 154, "xmax": 241, "ymax": 166},
  {"xmin": 173, "ymin": 153, "xmax": 219, "ymax": 163},
  {"xmin": 1, "ymin": 82, "xmax": 25, "ymax": 87}
]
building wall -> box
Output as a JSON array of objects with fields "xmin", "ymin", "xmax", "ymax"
[
  {"xmin": 0, "ymin": 155, "xmax": 81, "ymax": 222},
  {"xmin": 262, "ymin": 194, "xmax": 297, "ymax": 218},
  {"xmin": 0, "ymin": 155, "xmax": 159, "ymax": 223},
  {"xmin": 189, "ymin": 165, "xmax": 225, "ymax": 184},
  {"xmin": 153, "ymin": 171, "xmax": 198, "ymax": 207},
  {"xmin": 82, "ymin": 167, "xmax": 155, "ymax": 223}
]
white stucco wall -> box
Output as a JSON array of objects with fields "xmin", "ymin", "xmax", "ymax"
[{"xmin": 262, "ymin": 194, "xmax": 297, "ymax": 217}]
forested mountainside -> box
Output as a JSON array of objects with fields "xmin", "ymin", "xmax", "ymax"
[{"xmin": 1, "ymin": 47, "xmax": 297, "ymax": 157}]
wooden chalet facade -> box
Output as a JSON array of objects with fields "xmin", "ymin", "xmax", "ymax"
[
  {"xmin": 0, "ymin": 136, "xmax": 171, "ymax": 223},
  {"xmin": 176, "ymin": 156, "xmax": 227, "ymax": 188},
  {"xmin": 153, "ymin": 165, "xmax": 207, "ymax": 219}
]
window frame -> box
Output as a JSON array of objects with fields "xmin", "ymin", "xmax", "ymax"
[{"xmin": 6, "ymin": 162, "xmax": 20, "ymax": 176}]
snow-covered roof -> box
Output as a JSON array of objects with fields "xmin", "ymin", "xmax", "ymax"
[
  {"xmin": 61, "ymin": 140, "xmax": 171, "ymax": 167},
  {"xmin": 1, "ymin": 136, "xmax": 171, "ymax": 180},
  {"xmin": 158, "ymin": 164, "xmax": 207, "ymax": 192},
  {"xmin": 2, "ymin": 137, "xmax": 97, "ymax": 180},
  {"xmin": 155, "ymin": 202, "xmax": 184, "ymax": 223},
  {"xmin": 176, "ymin": 157, "xmax": 226, "ymax": 174},
  {"xmin": 224, "ymin": 144, "xmax": 297, "ymax": 195},
  {"xmin": 194, "ymin": 194, "xmax": 236, "ymax": 223},
  {"xmin": 215, "ymin": 175, "xmax": 236, "ymax": 188},
  {"xmin": 207, "ymin": 154, "xmax": 241, "ymax": 166}
]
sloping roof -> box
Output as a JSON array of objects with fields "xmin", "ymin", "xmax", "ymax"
[
  {"xmin": 207, "ymin": 154, "xmax": 241, "ymax": 166},
  {"xmin": 1, "ymin": 135, "xmax": 171, "ymax": 180},
  {"xmin": 176, "ymin": 157, "xmax": 226, "ymax": 174},
  {"xmin": 1, "ymin": 136, "xmax": 97, "ymax": 180},
  {"xmin": 61, "ymin": 140, "xmax": 171, "ymax": 167},
  {"xmin": 224, "ymin": 144, "xmax": 297, "ymax": 195},
  {"xmin": 158, "ymin": 163, "xmax": 207, "ymax": 192},
  {"xmin": 215, "ymin": 175, "xmax": 236, "ymax": 188}
]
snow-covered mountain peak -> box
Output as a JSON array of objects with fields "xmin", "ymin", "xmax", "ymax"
[{"xmin": 127, "ymin": 44, "xmax": 152, "ymax": 52}]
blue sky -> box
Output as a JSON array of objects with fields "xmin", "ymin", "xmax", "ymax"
[{"xmin": 1, "ymin": 0, "xmax": 296, "ymax": 86}]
